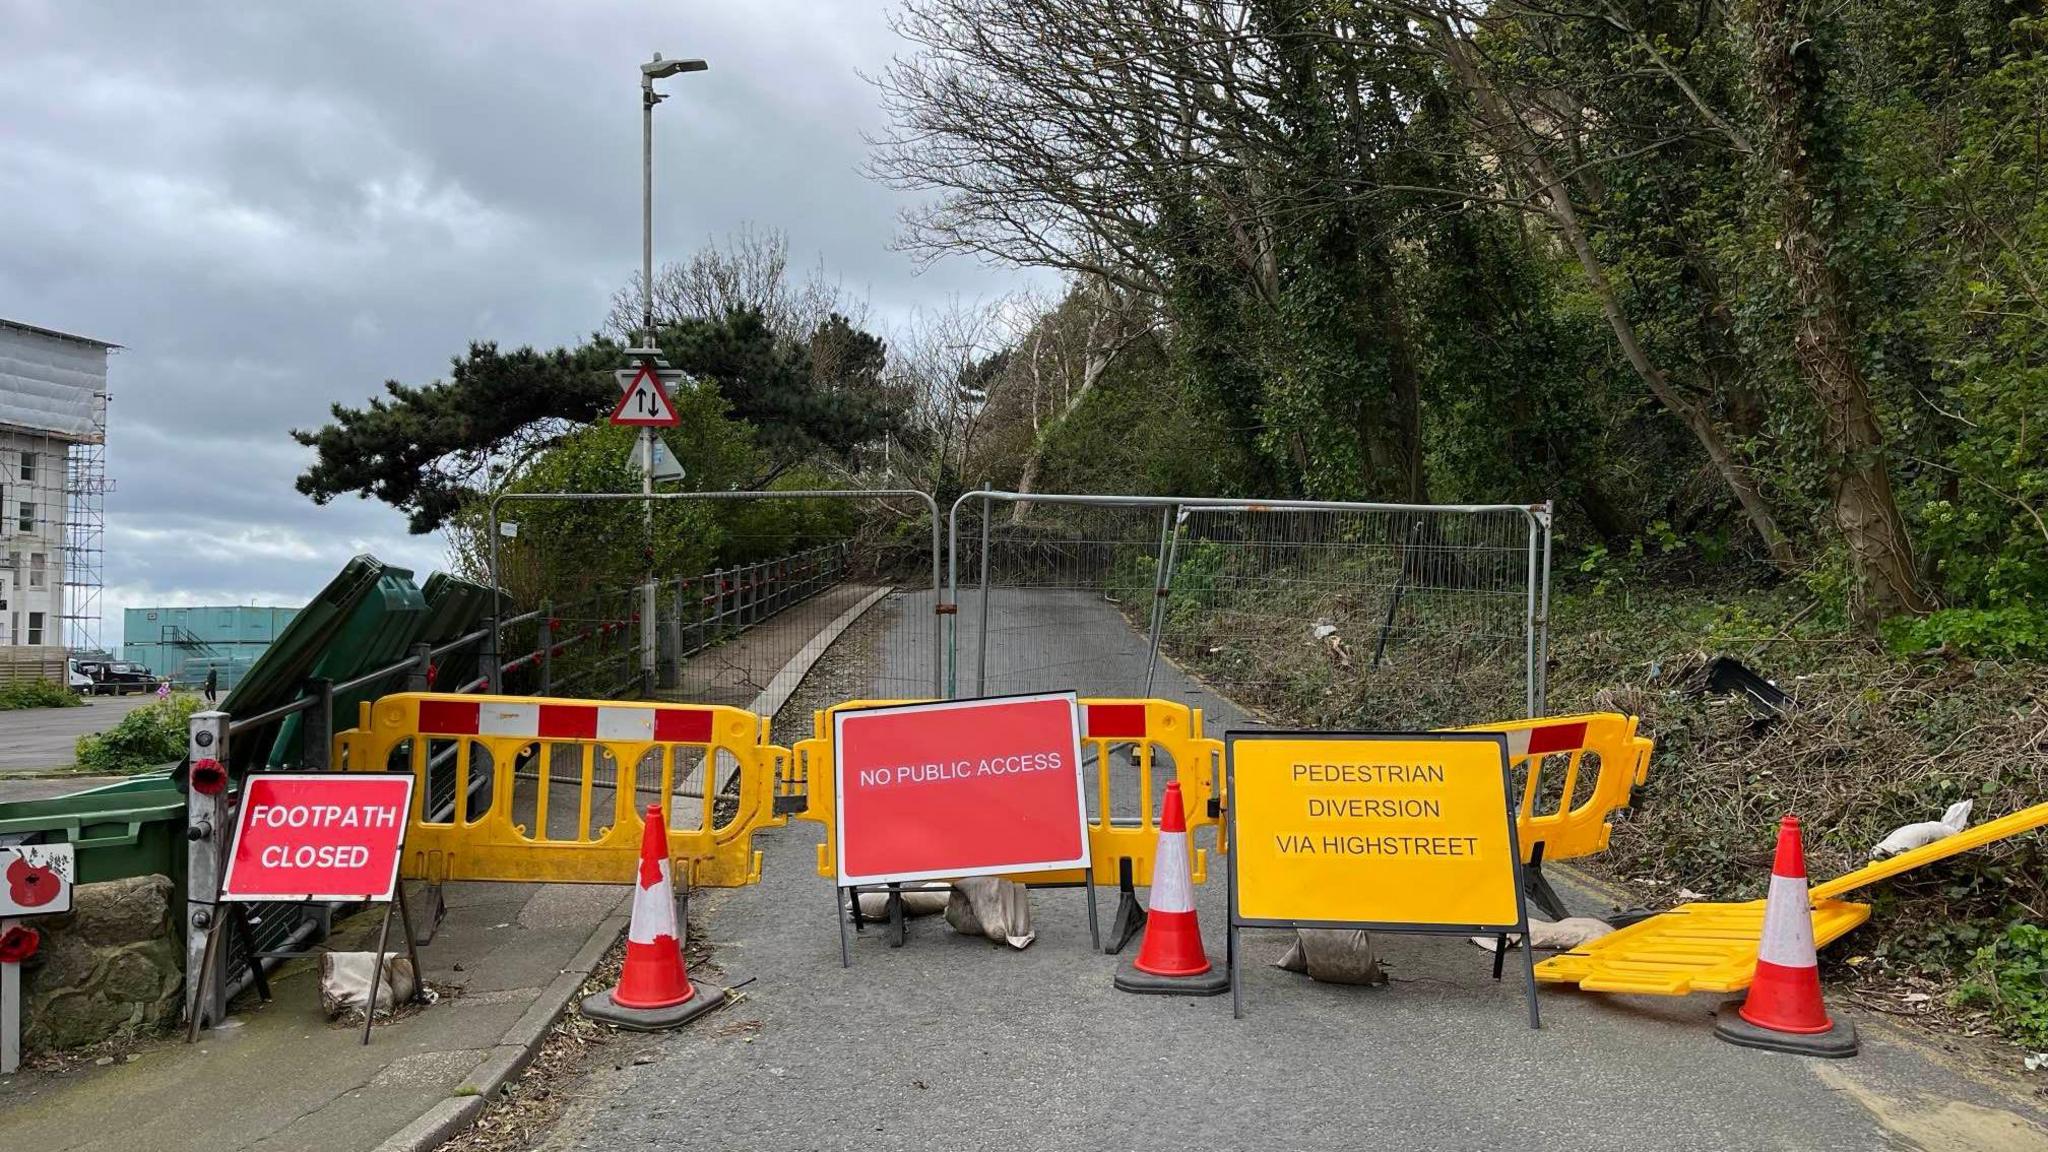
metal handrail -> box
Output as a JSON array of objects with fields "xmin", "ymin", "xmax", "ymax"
[{"xmin": 485, "ymin": 488, "xmax": 944, "ymax": 699}]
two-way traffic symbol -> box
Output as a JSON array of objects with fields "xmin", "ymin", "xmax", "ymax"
[{"xmin": 610, "ymin": 362, "xmax": 684, "ymax": 427}]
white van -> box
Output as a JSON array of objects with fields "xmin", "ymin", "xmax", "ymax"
[{"xmin": 66, "ymin": 658, "xmax": 94, "ymax": 694}]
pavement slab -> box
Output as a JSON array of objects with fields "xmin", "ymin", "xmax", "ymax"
[{"xmin": 0, "ymin": 878, "xmax": 627, "ymax": 1152}]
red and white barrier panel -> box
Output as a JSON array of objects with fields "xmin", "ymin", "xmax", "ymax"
[{"xmin": 416, "ymin": 699, "xmax": 716, "ymax": 744}]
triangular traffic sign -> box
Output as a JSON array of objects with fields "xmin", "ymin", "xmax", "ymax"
[
  {"xmin": 609, "ymin": 363, "xmax": 681, "ymax": 427},
  {"xmin": 629, "ymin": 435, "xmax": 686, "ymax": 482}
]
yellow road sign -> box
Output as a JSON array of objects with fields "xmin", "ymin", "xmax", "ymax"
[{"xmin": 1227, "ymin": 731, "xmax": 1526, "ymax": 931}]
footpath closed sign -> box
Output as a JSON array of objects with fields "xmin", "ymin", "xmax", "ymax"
[
  {"xmin": 834, "ymin": 693, "xmax": 1090, "ymax": 886},
  {"xmin": 1228, "ymin": 731, "xmax": 1525, "ymax": 931},
  {"xmin": 221, "ymin": 773, "xmax": 415, "ymax": 903}
]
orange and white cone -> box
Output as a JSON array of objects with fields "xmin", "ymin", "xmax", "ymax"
[
  {"xmin": 1714, "ymin": 816, "xmax": 1857, "ymax": 1057},
  {"xmin": 1115, "ymin": 781, "xmax": 1227, "ymax": 995},
  {"xmin": 581, "ymin": 805, "xmax": 724, "ymax": 1031}
]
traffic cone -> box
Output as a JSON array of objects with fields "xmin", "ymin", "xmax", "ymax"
[
  {"xmin": 581, "ymin": 805, "xmax": 724, "ymax": 1031},
  {"xmin": 1115, "ymin": 781, "xmax": 1227, "ymax": 995},
  {"xmin": 1713, "ymin": 816, "xmax": 1857, "ymax": 1057}
]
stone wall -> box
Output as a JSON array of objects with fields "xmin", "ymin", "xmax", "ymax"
[{"xmin": 21, "ymin": 874, "xmax": 183, "ymax": 1051}]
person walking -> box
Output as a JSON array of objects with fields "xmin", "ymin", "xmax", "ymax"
[{"xmin": 203, "ymin": 666, "xmax": 219, "ymax": 705}]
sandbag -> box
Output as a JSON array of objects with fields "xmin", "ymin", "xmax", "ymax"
[
  {"xmin": 319, "ymin": 952, "xmax": 421, "ymax": 1018},
  {"xmin": 1274, "ymin": 928, "xmax": 1385, "ymax": 986},
  {"xmin": 1469, "ymin": 916, "xmax": 1614, "ymax": 952},
  {"xmin": 944, "ymin": 876, "xmax": 1034, "ymax": 949},
  {"xmin": 856, "ymin": 888, "xmax": 950, "ymax": 919}
]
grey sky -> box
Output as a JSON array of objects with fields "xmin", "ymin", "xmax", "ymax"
[{"xmin": 0, "ymin": 0, "xmax": 1035, "ymax": 645}]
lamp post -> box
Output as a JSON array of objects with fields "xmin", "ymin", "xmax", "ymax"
[{"xmin": 636, "ymin": 52, "xmax": 706, "ymax": 689}]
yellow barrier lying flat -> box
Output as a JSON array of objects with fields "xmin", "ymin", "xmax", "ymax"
[
  {"xmin": 335, "ymin": 692, "xmax": 786, "ymax": 887},
  {"xmin": 1536, "ymin": 800, "xmax": 2048, "ymax": 995},
  {"xmin": 1453, "ymin": 713, "xmax": 1653, "ymax": 865},
  {"xmin": 1534, "ymin": 899, "xmax": 1872, "ymax": 995},
  {"xmin": 790, "ymin": 697, "xmax": 1223, "ymax": 887}
]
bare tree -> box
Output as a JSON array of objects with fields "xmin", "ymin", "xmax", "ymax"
[
  {"xmin": 886, "ymin": 296, "xmax": 1022, "ymax": 492},
  {"xmin": 606, "ymin": 223, "xmax": 872, "ymax": 345},
  {"xmin": 870, "ymin": 0, "xmax": 1441, "ymax": 499},
  {"xmin": 1005, "ymin": 279, "xmax": 1158, "ymax": 521}
]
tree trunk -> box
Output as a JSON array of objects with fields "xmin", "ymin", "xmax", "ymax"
[
  {"xmin": 1739, "ymin": 0, "xmax": 1927, "ymax": 623},
  {"xmin": 1432, "ymin": 21, "xmax": 1796, "ymax": 568},
  {"xmin": 1010, "ymin": 301, "xmax": 1143, "ymax": 525}
]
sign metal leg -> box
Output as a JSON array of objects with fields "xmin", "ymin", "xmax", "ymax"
[
  {"xmin": 1084, "ymin": 872, "xmax": 1100, "ymax": 952},
  {"xmin": 396, "ymin": 884, "xmax": 426, "ymax": 1006},
  {"xmin": 185, "ymin": 914, "xmax": 225, "ymax": 1043},
  {"xmin": 835, "ymin": 882, "xmax": 852, "ymax": 969},
  {"xmin": 1521, "ymin": 930, "xmax": 1542, "ymax": 1030},
  {"xmin": 363, "ymin": 902, "xmax": 395, "ymax": 1046},
  {"xmin": 1229, "ymin": 923, "xmax": 1242, "ymax": 1020},
  {"xmin": 2, "ymin": 917, "xmax": 19, "ymax": 1075}
]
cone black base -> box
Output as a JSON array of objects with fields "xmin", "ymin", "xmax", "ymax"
[
  {"xmin": 581, "ymin": 980, "xmax": 725, "ymax": 1032},
  {"xmin": 1712, "ymin": 1000, "xmax": 1858, "ymax": 1058},
  {"xmin": 1113, "ymin": 955, "xmax": 1229, "ymax": 996}
]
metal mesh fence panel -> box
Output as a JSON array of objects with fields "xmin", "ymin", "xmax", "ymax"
[
  {"xmin": 952, "ymin": 497, "xmax": 1174, "ymax": 700},
  {"xmin": 650, "ymin": 492, "xmax": 943, "ymax": 707},
  {"xmin": 951, "ymin": 494, "xmax": 1547, "ymax": 730}
]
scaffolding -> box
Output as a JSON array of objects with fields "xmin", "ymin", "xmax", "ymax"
[
  {"xmin": 0, "ymin": 318, "xmax": 115, "ymax": 654},
  {"xmin": 63, "ymin": 414, "xmax": 110, "ymax": 651}
]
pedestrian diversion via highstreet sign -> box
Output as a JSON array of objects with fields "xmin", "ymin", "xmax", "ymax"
[{"xmin": 1225, "ymin": 729, "xmax": 1540, "ymax": 1027}]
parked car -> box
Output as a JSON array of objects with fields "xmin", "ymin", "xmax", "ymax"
[{"xmin": 73, "ymin": 660, "xmax": 162, "ymax": 695}]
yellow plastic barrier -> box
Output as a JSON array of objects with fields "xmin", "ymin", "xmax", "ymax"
[
  {"xmin": 1454, "ymin": 712, "xmax": 1653, "ymax": 865},
  {"xmin": 334, "ymin": 692, "xmax": 786, "ymax": 887},
  {"xmin": 1534, "ymin": 899, "xmax": 1872, "ymax": 995},
  {"xmin": 789, "ymin": 697, "xmax": 1224, "ymax": 887},
  {"xmin": 1537, "ymin": 800, "xmax": 2048, "ymax": 995}
]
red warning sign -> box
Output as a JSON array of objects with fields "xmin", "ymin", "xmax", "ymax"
[
  {"xmin": 833, "ymin": 693, "xmax": 1091, "ymax": 886},
  {"xmin": 220, "ymin": 774, "xmax": 415, "ymax": 903},
  {"xmin": 609, "ymin": 363, "xmax": 681, "ymax": 427}
]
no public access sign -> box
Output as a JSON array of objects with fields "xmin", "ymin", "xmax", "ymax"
[
  {"xmin": 833, "ymin": 693, "xmax": 1091, "ymax": 886},
  {"xmin": 220, "ymin": 773, "xmax": 415, "ymax": 903}
]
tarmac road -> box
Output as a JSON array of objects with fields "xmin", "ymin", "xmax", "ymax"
[{"xmin": 535, "ymin": 588, "xmax": 2048, "ymax": 1152}]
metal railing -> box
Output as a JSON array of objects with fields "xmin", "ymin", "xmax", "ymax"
[
  {"xmin": 673, "ymin": 541, "xmax": 850, "ymax": 664},
  {"xmin": 183, "ymin": 534, "xmax": 877, "ymax": 1029}
]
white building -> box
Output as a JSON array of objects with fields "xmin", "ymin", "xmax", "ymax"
[{"xmin": 0, "ymin": 318, "xmax": 113, "ymax": 674}]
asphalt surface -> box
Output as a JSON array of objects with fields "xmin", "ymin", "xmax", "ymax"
[
  {"xmin": 535, "ymin": 589, "xmax": 2047, "ymax": 1152},
  {"xmin": 0, "ymin": 693, "xmax": 159, "ymax": 777}
]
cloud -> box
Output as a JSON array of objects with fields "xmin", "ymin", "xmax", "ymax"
[{"xmin": 0, "ymin": 0, "xmax": 1051, "ymax": 647}]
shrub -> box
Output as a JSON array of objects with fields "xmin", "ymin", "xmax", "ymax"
[
  {"xmin": 75, "ymin": 694, "xmax": 204, "ymax": 774},
  {"xmin": 1953, "ymin": 923, "xmax": 2048, "ymax": 1048},
  {"xmin": 0, "ymin": 679, "xmax": 83, "ymax": 711},
  {"xmin": 1882, "ymin": 606, "xmax": 2048, "ymax": 662}
]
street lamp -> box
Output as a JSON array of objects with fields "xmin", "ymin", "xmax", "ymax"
[
  {"xmin": 641, "ymin": 54, "xmax": 707, "ymax": 344},
  {"xmin": 636, "ymin": 52, "xmax": 706, "ymax": 690}
]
